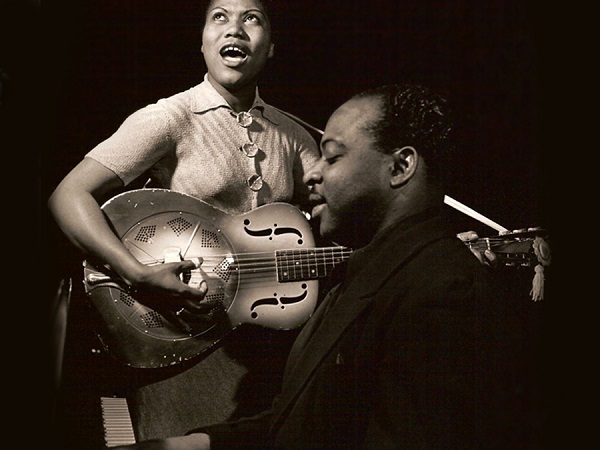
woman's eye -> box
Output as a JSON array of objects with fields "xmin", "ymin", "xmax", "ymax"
[
  {"xmin": 244, "ymin": 14, "xmax": 259, "ymax": 24},
  {"xmin": 325, "ymin": 155, "xmax": 340, "ymax": 164},
  {"xmin": 212, "ymin": 12, "xmax": 226, "ymax": 22}
]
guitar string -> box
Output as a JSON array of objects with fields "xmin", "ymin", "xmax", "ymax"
[
  {"xmin": 134, "ymin": 247, "xmax": 353, "ymax": 266},
  {"xmin": 193, "ymin": 252, "xmax": 352, "ymax": 270},
  {"xmin": 208, "ymin": 236, "xmax": 538, "ymax": 274},
  {"xmin": 466, "ymin": 237, "xmax": 540, "ymax": 251},
  {"xmin": 133, "ymin": 235, "xmax": 536, "ymax": 269},
  {"xmin": 120, "ymin": 235, "xmax": 537, "ymax": 288},
  {"xmin": 92, "ymin": 260, "xmax": 350, "ymax": 285},
  {"xmin": 181, "ymin": 249, "xmax": 353, "ymax": 278},
  {"xmin": 132, "ymin": 236, "xmax": 538, "ymax": 275},
  {"xmin": 186, "ymin": 257, "xmax": 352, "ymax": 276},
  {"xmin": 128, "ymin": 235, "xmax": 537, "ymax": 281},
  {"xmin": 171, "ymin": 257, "xmax": 352, "ymax": 277},
  {"xmin": 184, "ymin": 236, "xmax": 537, "ymax": 281}
]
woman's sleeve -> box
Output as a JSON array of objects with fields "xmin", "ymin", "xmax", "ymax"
[{"xmin": 85, "ymin": 104, "xmax": 173, "ymax": 186}]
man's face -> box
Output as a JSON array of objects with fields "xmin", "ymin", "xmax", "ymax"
[
  {"xmin": 201, "ymin": 0, "xmax": 274, "ymax": 91},
  {"xmin": 305, "ymin": 97, "xmax": 393, "ymax": 245}
]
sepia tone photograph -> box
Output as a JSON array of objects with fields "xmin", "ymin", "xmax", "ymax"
[{"xmin": 4, "ymin": 0, "xmax": 551, "ymax": 448}]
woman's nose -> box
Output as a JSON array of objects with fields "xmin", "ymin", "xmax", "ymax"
[{"xmin": 225, "ymin": 20, "xmax": 246, "ymax": 38}]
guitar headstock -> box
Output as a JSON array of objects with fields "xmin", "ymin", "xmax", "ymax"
[{"xmin": 463, "ymin": 227, "xmax": 551, "ymax": 268}]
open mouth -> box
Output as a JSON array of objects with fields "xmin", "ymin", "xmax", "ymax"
[{"xmin": 220, "ymin": 44, "xmax": 248, "ymax": 63}]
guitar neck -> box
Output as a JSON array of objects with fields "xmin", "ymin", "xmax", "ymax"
[
  {"xmin": 465, "ymin": 228, "xmax": 549, "ymax": 268},
  {"xmin": 274, "ymin": 229, "xmax": 547, "ymax": 282},
  {"xmin": 276, "ymin": 246, "xmax": 351, "ymax": 282},
  {"xmin": 491, "ymin": 250, "xmax": 538, "ymax": 267}
]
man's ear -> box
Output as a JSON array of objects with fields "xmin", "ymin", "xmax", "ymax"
[{"xmin": 389, "ymin": 146, "xmax": 418, "ymax": 187}]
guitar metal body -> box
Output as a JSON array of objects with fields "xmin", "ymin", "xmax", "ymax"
[{"xmin": 83, "ymin": 189, "xmax": 319, "ymax": 368}]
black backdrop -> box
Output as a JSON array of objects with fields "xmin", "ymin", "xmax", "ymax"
[
  {"xmin": 2, "ymin": 0, "xmax": 550, "ymax": 444},
  {"xmin": 40, "ymin": 1, "xmax": 544, "ymax": 221}
]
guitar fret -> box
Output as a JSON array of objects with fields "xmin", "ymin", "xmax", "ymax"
[
  {"xmin": 312, "ymin": 248, "xmax": 320, "ymax": 279},
  {"xmin": 291, "ymin": 249, "xmax": 298, "ymax": 281},
  {"xmin": 276, "ymin": 249, "xmax": 287, "ymax": 282},
  {"xmin": 299, "ymin": 249, "xmax": 307, "ymax": 280},
  {"xmin": 276, "ymin": 247, "xmax": 350, "ymax": 283},
  {"xmin": 326, "ymin": 247, "xmax": 334, "ymax": 277}
]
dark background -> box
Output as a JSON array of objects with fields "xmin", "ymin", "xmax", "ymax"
[
  {"xmin": 32, "ymin": 0, "xmax": 545, "ymax": 280},
  {"xmin": 38, "ymin": 0, "xmax": 545, "ymax": 225},
  {"xmin": 2, "ymin": 0, "xmax": 553, "ymax": 445}
]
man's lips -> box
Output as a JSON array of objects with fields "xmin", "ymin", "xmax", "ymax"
[
  {"xmin": 309, "ymin": 193, "xmax": 326, "ymax": 218},
  {"xmin": 311, "ymin": 203, "xmax": 326, "ymax": 219}
]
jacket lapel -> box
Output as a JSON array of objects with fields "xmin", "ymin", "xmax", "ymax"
[{"xmin": 272, "ymin": 216, "xmax": 452, "ymax": 424}]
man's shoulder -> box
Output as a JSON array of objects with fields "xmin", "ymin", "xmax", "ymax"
[
  {"xmin": 413, "ymin": 235, "xmax": 484, "ymax": 274},
  {"xmin": 383, "ymin": 233, "xmax": 486, "ymax": 289}
]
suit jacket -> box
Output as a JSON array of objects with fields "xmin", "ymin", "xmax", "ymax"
[{"xmin": 196, "ymin": 214, "xmax": 527, "ymax": 449}]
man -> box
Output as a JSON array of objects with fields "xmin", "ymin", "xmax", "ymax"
[{"xmin": 111, "ymin": 83, "xmax": 529, "ymax": 449}]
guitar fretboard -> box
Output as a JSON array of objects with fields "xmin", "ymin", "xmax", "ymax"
[
  {"xmin": 276, "ymin": 246, "xmax": 351, "ymax": 282},
  {"xmin": 465, "ymin": 233, "xmax": 542, "ymax": 268}
]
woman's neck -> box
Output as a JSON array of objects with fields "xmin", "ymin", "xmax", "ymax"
[
  {"xmin": 226, "ymin": 89, "xmax": 256, "ymax": 113},
  {"xmin": 207, "ymin": 75, "xmax": 257, "ymax": 112}
]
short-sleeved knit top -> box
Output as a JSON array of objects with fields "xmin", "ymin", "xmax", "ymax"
[{"xmin": 86, "ymin": 75, "xmax": 320, "ymax": 215}]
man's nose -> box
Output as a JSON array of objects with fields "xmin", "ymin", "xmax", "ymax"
[{"xmin": 303, "ymin": 162, "xmax": 323, "ymax": 186}]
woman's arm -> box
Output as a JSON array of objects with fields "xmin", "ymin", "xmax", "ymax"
[{"xmin": 48, "ymin": 157, "xmax": 211, "ymax": 329}]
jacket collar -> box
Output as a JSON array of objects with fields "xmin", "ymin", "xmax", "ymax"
[
  {"xmin": 342, "ymin": 209, "xmax": 450, "ymax": 299},
  {"xmin": 272, "ymin": 212, "xmax": 453, "ymax": 427}
]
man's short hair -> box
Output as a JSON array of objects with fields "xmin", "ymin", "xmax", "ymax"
[{"xmin": 354, "ymin": 83, "xmax": 456, "ymax": 185}]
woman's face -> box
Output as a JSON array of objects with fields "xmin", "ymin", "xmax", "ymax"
[{"xmin": 202, "ymin": 0, "xmax": 274, "ymax": 92}]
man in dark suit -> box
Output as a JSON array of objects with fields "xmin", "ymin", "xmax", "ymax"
[{"xmin": 112, "ymin": 84, "xmax": 531, "ymax": 449}]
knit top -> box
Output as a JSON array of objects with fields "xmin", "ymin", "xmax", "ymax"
[{"xmin": 86, "ymin": 75, "xmax": 320, "ymax": 215}]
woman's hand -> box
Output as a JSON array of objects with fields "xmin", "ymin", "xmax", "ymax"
[{"xmin": 126, "ymin": 257, "xmax": 221, "ymax": 333}]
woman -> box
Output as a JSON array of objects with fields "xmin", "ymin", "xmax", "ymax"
[
  {"xmin": 49, "ymin": 0, "xmax": 319, "ymax": 324},
  {"xmin": 49, "ymin": 0, "xmax": 320, "ymax": 445}
]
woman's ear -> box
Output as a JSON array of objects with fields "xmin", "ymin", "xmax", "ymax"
[
  {"xmin": 268, "ymin": 43, "xmax": 275, "ymax": 58},
  {"xmin": 389, "ymin": 146, "xmax": 418, "ymax": 187}
]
